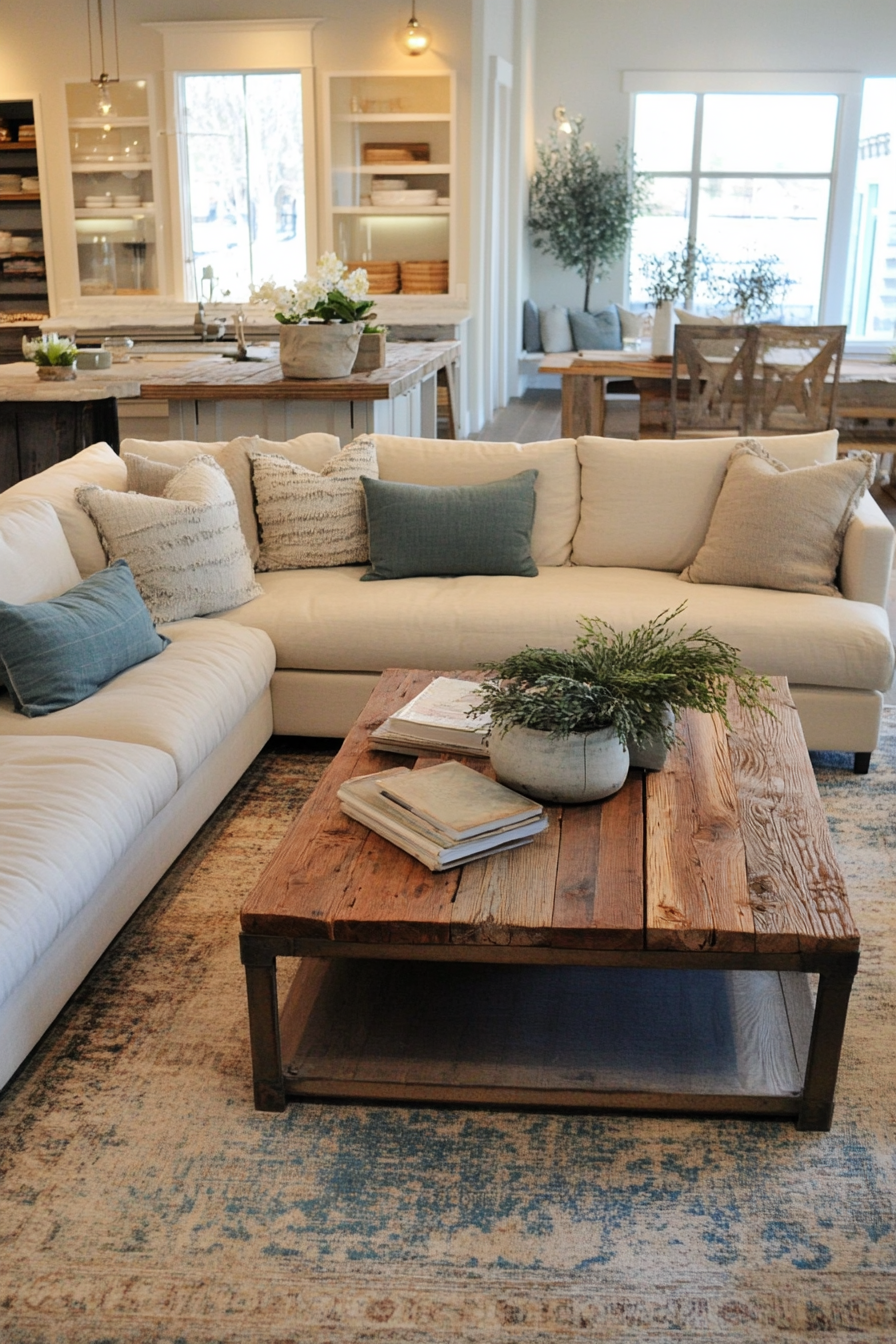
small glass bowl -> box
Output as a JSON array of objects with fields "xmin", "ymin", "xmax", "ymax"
[{"xmin": 101, "ymin": 336, "xmax": 135, "ymax": 363}]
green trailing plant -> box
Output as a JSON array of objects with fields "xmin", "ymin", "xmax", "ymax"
[
  {"xmin": 475, "ymin": 605, "xmax": 772, "ymax": 748},
  {"xmin": 715, "ymin": 255, "xmax": 792, "ymax": 320},
  {"xmin": 528, "ymin": 115, "xmax": 650, "ymax": 311},
  {"xmin": 21, "ymin": 334, "xmax": 78, "ymax": 367},
  {"xmin": 641, "ymin": 241, "xmax": 715, "ymax": 306}
]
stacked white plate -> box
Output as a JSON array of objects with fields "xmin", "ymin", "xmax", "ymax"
[
  {"xmin": 0, "ymin": 174, "xmax": 22, "ymax": 194},
  {"xmin": 113, "ymin": 195, "xmax": 140, "ymax": 207},
  {"xmin": 371, "ymin": 177, "xmax": 408, "ymax": 191},
  {"xmin": 370, "ymin": 188, "xmax": 438, "ymax": 207},
  {"xmin": 21, "ymin": 177, "xmax": 39, "ymax": 193},
  {"xmin": 85, "ymin": 195, "xmax": 113, "ymax": 209}
]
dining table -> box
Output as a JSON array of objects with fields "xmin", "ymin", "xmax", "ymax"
[{"xmin": 539, "ymin": 349, "xmax": 896, "ymax": 443}]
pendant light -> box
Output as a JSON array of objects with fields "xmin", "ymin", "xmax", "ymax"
[
  {"xmin": 87, "ymin": 0, "xmax": 121, "ymax": 115},
  {"xmin": 399, "ymin": 1, "xmax": 431, "ymax": 57}
]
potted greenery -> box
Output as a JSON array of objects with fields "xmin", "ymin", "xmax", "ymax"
[
  {"xmin": 250, "ymin": 253, "xmax": 377, "ymax": 378},
  {"xmin": 715, "ymin": 255, "xmax": 793, "ymax": 321},
  {"xmin": 22, "ymin": 333, "xmax": 78, "ymax": 382},
  {"xmin": 476, "ymin": 606, "xmax": 771, "ymax": 804},
  {"xmin": 641, "ymin": 242, "xmax": 714, "ymax": 355},
  {"xmin": 528, "ymin": 115, "xmax": 649, "ymax": 312}
]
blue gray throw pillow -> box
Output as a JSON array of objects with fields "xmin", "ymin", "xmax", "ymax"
[
  {"xmin": 360, "ymin": 471, "xmax": 539, "ymax": 580},
  {"xmin": 0, "ymin": 559, "xmax": 170, "ymax": 717},
  {"xmin": 568, "ymin": 305, "xmax": 622, "ymax": 351}
]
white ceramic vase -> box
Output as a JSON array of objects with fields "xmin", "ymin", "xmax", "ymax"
[
  {"xmin": 488, "ymin": 724, "xmax": 630, "ymax": 805},
  {"xmin": 651, "ymin": 300, "xmax": 676, "ymax": 357},
  {"xmin": 278, "ymin": 321, "xmax": 364, "ymax": 379}
]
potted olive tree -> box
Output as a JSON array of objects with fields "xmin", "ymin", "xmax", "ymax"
[
  {"xmin": 476, "ymin": 606, "xmax": 771, "ymax": 804},
  {"xmin": 528, "ymin": 115, "xmax": 649, "ymax": 312}
]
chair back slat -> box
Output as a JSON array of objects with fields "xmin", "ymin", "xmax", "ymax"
[
  {"xmin": 671, "ymin": 325, "xmax": 759, "ymax": 438},
  {"xmin": 750, "ymin": 325, "xmax": 846, "ymax": 434}
]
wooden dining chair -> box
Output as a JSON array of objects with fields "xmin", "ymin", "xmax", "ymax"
[
  {"xmin": 749, "ymin": 325, "xmax": 846, "ymax": 434},
  {"xmin": 670, "ymin": 324, "xmax": 759, "ymax": 438}
]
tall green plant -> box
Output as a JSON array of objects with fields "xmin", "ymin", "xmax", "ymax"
[{"xmin": 528, "ymin": 116, "xmax": 649, "ymax": 311}]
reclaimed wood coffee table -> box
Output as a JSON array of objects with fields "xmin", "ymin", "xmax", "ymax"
[{"xmin": 240, "ymin": 669, "xmax": 859, "ymax": 1130}]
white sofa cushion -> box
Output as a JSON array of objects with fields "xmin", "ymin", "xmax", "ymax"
[
  {"xmin": 0, "ymin": 736, "xmax": 177, "ymax": 1004},
  {"xmin": 0, "ymin": 500, "xmax": 81, "ymax": 603},
  {"xmin": 371, "ymin": 434, "xmax": 580, "ymax": 567},
  {"xmin": 120, "ymin": 433, "xmax": 341, "ymax": 563},
  {"xmin": 218, "ymin": 564, "xmax": 894, "ymax": 693},
  {"xmin": 77, "ymin": 456, "xmax": 262, "ymax": 623},
  {"xmin": 0, "ymin": 618, "xmax": 276, "ymax": 785},
  {"xmin": 573, "ymin": 431, "xmax": 840, "ymax": 571},
  {"xmin": 0, "ymin": 442, "xmax": 126, "ymax": 577}
]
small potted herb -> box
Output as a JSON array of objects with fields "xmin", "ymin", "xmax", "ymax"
[
  {"xmin": 22, "ymin": 333, "xmax": 79, "ymax": 382},
  {"xmin": 476, "ymin": 606, "xmax": 772, "ymax": 804}
]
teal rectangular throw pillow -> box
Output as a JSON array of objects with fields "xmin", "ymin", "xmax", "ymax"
[
  {"xmin": 0, "ymin": 559, "xmax": 170, "ymax": 717},
  {"xmin": 361, "ymin": 471, "xmax": 539, "ymax": 580}
]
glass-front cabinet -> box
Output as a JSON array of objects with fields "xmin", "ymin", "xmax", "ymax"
[
  {"xmin": 325, "ymin": 72, "xmax": 454, "ymax": 297},
  {"xmin": 66, "ymin": 80, "xmax": 159, "ymax": 297}
]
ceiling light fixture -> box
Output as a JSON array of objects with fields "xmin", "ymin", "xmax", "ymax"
[
  {"xmin": 399, "ymin": 1, "xmax": 431, "ymax": 57},
  {"xmin": 87, "ymin": 0, "xmax": 121, "ymax": 116},
  {"xmin": 553, "ymin": 105, "xmax": 573, "ymax": 135}
]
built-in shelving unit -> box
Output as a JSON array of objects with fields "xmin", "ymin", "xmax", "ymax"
[
  {"xmin": 65, "ymin": 80, "xmax": 160, "ymax": 297},
  {"xmin": 324, "ymin": 72, "xmax": 455, "ymax": 298},
  {"xmin": 0, "ymin": 100, "xmax": 47, "ymax": 315}
]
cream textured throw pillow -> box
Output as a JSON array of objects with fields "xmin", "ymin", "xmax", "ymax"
[
  {"xmin": 680, "ymin": 441, "xmax": 874, "ymax": 597},
  {"xmin": 123, "ymin": 452, "xmax": 179, "ymax": 496},
  {"xmin": 76, "ymin": 455, "xmax": 262, "ymax": 622},
  {"xmin": 251, "ymin": 436, "xmax": 379, "ymax": 570}
]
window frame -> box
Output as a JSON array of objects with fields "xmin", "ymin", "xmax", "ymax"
[
  {"xmin": 150, "ymin": 20, "xmax": 319, "ymax": 304},
  {"xmin": 623, "ymin": 71, "xmax": 870, "ymax": 341}
]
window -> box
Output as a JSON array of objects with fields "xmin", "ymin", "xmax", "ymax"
[
  {"xmin": 844, "ymin": 78, "xmax": 896, "ymax": 339},
  {"xmin": 180, "ymin": 73, "xmax": 306, "ymax": 302},
  {"xmin": 628, "ymin": 92, "xmax": 840, "ymax": 320}
]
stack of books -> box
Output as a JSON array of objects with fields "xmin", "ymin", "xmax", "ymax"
[
  {"xmin": 338, "ymin": 760, "xmax": 547, "ymax": 871},
  {"xmin": 369, "ymin": 676, "xmax": 491, "ymax": 756}
]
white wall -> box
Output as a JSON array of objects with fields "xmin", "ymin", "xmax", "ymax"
[{"xmin": 527, "ymin": 0, "xmax": 896, "ymax": 314}]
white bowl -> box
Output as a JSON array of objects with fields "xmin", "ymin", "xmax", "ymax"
[
  {"xmin": 370, "ymin": 188, "xmax": 438, "ymax": 207},
  {"xmin": 371, "ymin": 178, "xmax": 408, "ymax": 190},
  {"xmin": 10, "ymin": 237, "xmax": 31, "ymax": 253}
]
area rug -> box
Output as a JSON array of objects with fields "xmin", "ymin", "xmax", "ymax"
[{"xmin": 1, "ymin": 721, "xmax": 895, "ymax": 1344}]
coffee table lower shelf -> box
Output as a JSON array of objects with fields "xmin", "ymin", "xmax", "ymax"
[{"xmin": 266, "ymin": 952, "xmax": 825, "ymax": 1120}]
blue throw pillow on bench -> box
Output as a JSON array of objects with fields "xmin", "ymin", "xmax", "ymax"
[
  {"xmin": 360, "ymin": 472, "xmax": 539, "ymax": 580},
  {"xmin": 568, "ymin": 305, "xmax": 622, "ymax": 351},
  {"xmin": 0, "ymin": 559, "xmax": 170, "ymax": 717}
]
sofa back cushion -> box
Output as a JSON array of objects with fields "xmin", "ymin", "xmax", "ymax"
[
  {"xmin": 0, "ymin": 442, "xmax": 127, "ymax": 577},
  {"xmin": 0, "ymin": 500, "xmax": 82, "ymax": 603},
  {"xmin": 572, "ymin": 430, "xmax": 840, "ymax": 572},
  {"xmin": 371, "ymin": 434, "xmax": 580, "ymax": 566}
]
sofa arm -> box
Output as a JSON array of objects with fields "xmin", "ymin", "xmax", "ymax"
[{"xmin": 839, "ymin": 492, "xmax": 895, "ymax": 607}]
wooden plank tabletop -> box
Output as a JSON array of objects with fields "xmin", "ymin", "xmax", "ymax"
[
  {"xmin": 241, "ymin": 671, "xmax": 857, "ymax": 957},
  {"xmin": 140, "ymin": 340, "xmax": 460, "ymax": 402}
]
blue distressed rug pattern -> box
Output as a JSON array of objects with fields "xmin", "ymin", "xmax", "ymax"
[{"xmin": 0, "ymin": 718, "xmax": 894, "ymax": 1343}]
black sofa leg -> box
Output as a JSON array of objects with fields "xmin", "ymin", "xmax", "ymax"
[{"xmin": 853, "ymin": 752, "xmax": 872, "ymax": 775}]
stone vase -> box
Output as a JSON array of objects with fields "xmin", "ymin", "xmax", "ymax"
[
  {"xmin": 488, "ymin": 724, "xmax": 630, "ymax": 805},
  {"xmin": 278, "ymin": 321, "xmax": 364, "ymax": 379},
  {"xmin": 36, "ymin": 365, "xmax": 76, "ymax": 381},
  {"xmin": 627, "ymin": 705, "xmax": 676, "ymax": 771},
  {"xmin": 651, "ymin": 300, "xmax": 676, "ymax": 357}
]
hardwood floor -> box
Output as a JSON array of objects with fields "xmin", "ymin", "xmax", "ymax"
[{"xmin": 475, "ymin": 392, "xmax": 896, "ymax": 708}]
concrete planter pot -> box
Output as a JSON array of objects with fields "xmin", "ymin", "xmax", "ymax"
[
  {"xmin": 352, "ymin": 330, "xmax": 387, "ymax": 373},
  {"xmin": 36, "ymin": 365, "xmax": 76, "ymax": 381},
  {"xmin": 488, "ymin": 724, "xmax": 630, "ymax": 805},
  {"xmin": 627, "ymin": 705, "xmax": 675, "ymax": 771},
  {"xmin": 278, "ymin": 321, "xmax": 364, "ymax": 379}
]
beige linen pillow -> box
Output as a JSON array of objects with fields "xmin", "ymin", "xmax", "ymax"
[
  {"xmin": 120, "ymin": 432, "xmax": 341, "ymax": 563},
  {"xmin": 371, "ymin": 434, "xmax": 580, "ymax": 566},
  {"xmin": 123, "ymin": 452, "xmax": 179, "ymax": 496},
  {"xmin": 76, "ymin": 455, "xmax": 262, "ymax": 622},
  {"xmin": 680, "ymin": 441, "xmax": 875, "ymax": 597},
  {"xmin": 573, "ymin": 430, "xmax": 840, "ymax": 572},
  {"xmin": 251, "ymin": 436, "xmax": 379, "ymax": 571}
]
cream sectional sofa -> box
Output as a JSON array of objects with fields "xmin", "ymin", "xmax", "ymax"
[{"xmin": 0, "ymin": 426, "xmax": 893, "ymax": 1092}]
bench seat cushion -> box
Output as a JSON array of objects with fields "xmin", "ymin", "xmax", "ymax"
[
  {"xmin": 0, "ymin": 619, "xmax": 275, "ymax": 785},
  {"xmin": 218, "ymin": 565, "xmax": 895, "ymax": 694},
  {"xmin": 0, "ymin": 736, "xmax": 177, "ymax": 1005}
]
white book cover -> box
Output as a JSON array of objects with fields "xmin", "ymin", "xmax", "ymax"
[{"xmin": 387, "ymin": 677, "xmax": 491, "ymax": 739}]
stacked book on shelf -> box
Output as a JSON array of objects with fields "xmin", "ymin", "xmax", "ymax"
[
  {"xmin": 369, "ymin": 676, "xmax": 490, "ymax": 757},
  {"xmin": 338, "ymin": 760, "xmax": 547, "ymax": 872}
]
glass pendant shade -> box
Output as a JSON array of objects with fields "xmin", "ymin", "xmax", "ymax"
[{"xmin": 399, "ymin": 4, "xmax": 430, "ymax": 56}]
